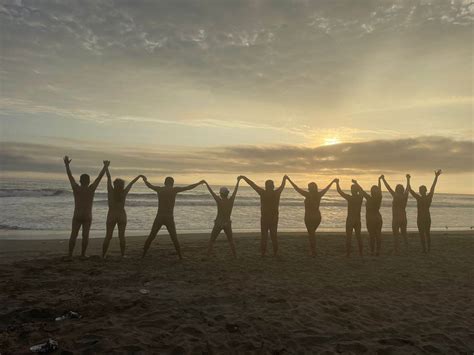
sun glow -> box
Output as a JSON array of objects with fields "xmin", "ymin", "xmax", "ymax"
[{"xmin": 323, "ymin": 137, "xmax": 341, "ymax": 145}]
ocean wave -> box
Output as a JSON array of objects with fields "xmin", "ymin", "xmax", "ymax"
[
  {"xmin": 0, "ymin": 188, "xmax": 70, "ymax": 198},
  {"xmin": 0, "ymin": 223, "xmax": 33, "ymax": 230}
]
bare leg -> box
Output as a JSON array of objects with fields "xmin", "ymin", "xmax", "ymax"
[
  {"xmin": 375, "ymin": 228, "xmax": 382, "ymax": 256},
  {"xmin": 102, "ymin": 220, "xmax": 116, "ymax": 258},
  {"xmin": 208, "ymin": 224, "xmax": 221, "ymax": 257},
  {"xmin": 426, "ymin": 218, "xmax": 432, "ymax": 253},
  {"xmin": 81, "ymin": 219, "xmax": 92, "ymax": 257},
  {"xmin": 68, "ymin": 219, "xmax": 81, "ymax": 257},
  {"xmin": 345, "ymin": 220, "xmax": 353, "ymax": 257},
  {"xmin": 369, "ymin": 230, "xmax": 375, "ymax": 256},
  {"xmin": 417, "ymin": 219, "xmax": 427, "ymax": 253},
  {"xmin": 117, "ymin": 221, "xmax": 127, "ymax": 257},
  {"xmin": 260, "ymin": 222, "xmax": 269, "ymax": 257},
  {"xmin": 223, "ymin": 225, "xmax": 237, "ymax": 258},
  {"xmin": 307, "ymin": 229, "xmax": 316, "ymax": 257},
  {"xmin": 270, "ymin": 222, "xmax": 279, "ymax": 257},
  {"xmin": 392, "ymin": 222, "xmax": 400, "ymax": 255},
  {"xmin": 166, "ymin": 221, "xmax": 182, "ymax": 260},
  {"xmin": 143, "ymin": 218, "xmax": 162, "ymax": 257},
  {"xmin": 355, "ymin": 222, "xmax": 363, "ymax": 257},
  {"xmin": 401, "ymin": 219, "xmax": 408, "ymax": 248}
]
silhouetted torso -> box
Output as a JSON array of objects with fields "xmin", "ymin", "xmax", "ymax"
[
  {"xmin": 157, "ymin": 187, "xmax": 177, "ymax": 216},
  {"xmin": 72, "ymin": 185, "xmax": 96, "ymax": 219},
  {"xmin": 108, "ymin": 190, "xmax": 126, "ymax": 211},
  {"xmin": 366, "ymin": 196, "xmax": 382, "ymax": 215},
  {"xmin": 259, "ymin": 190, "xmax": 281, "ymax": 220},
  {"xmin": 347, "ymin": 195, "xmax": 363, "ymax": 221},
  {"xmin": 304, "ymin": 193, "xmax": 322, "ymax": 218},
  {"xmin": 415, "ymin": 194, "xmax": 433, "ymax": 219},
  {"xmin": 392, "ymin": 193, "xmax": 408, "ymax": 219},
  {"xmin": 215, "ymin": 198, "xmax": 234, "ymax": 223}
]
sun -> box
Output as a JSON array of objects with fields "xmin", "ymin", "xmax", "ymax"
[{"xmin": 323, "ymin": 137, "xmax": 341, "ymax": 145}]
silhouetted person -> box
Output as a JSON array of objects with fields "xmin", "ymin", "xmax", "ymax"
[
  {"xmin": 64, "ymin": 156, "xmax": 108, "ymax": 257},
  {"xmin": 335, "ymin": 179, "xmax": 363, "ymax": 257},
  {"xmin": 286, "ymin": 176, "xmax": 336, "ymax": 256},
  {"xmin": 408, "ymin": 170, "xmax": 442, "ymax": 253},
  {"xmin": 142, "ymin": 177, "xmax": 205, "ymax": 259},
  {"xmin": 102, "ymin": 167, "xmax": 142, "ymax": 258},
  {"xmin": 381, "ymin": 174, "xmax": 410, "ymax": 254},
  {"xmin": 353, "ymin": 177, "xmax": 383, "ymax": 256},
  {"xmin": 203, "ymin": 178, "xmax": 241, "ymax": 258},
  {"xmin": 239, "ymin": 175, "xmax": 286, "ymax": 256}
]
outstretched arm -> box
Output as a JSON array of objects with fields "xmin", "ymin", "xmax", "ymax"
[
  {"xmin": 105, "ymin": 166, "xmax": 113, "ymax": 191},
  {"xmin": 319, "ymin": 178, "xmax": 336, "ymax": 197},
  {"xmin": 125, "ymin": 175, "xmax": 142, "ymax": 195},
  {"xmin": 204, "ymin": 181, "xmax": 219, "ymax": 203},
  {"xmin": 381, "ymin": 175, "xmax": 394, "ymax": 196},
  {"xmin": 276, "ymin": 175, "xmax": 287, "ymax": 194},
  {"xmin": 142, "ymin": 176, "xmax": 161, "ymax": 192},
  {"xmin": 230, "ymin": 178, "xmax": 241, "ymax": 202},
  {"xmin": 286, "ymin": 176, "xmax": 308, "ymax": 197},
  {"xmin": 175, "ymin": 180, "xmax": 205, "ymax": 193},
  {"xmin": 352, "ymin": 179, "xmax": 371, "ymax": 200},
  {"xmin": 239, "ymin": 176, "xmax": 264, "ymax": 195},
  {"xmin": 429, "ymin": 170, "xmax": 442, "ymax": 197},
  {"xmin": 335, "ymin": 179, "xmax": 350, "ymax": 200},
  {"xmin": 63, "ymin": 156, "xmax": 77, "ymax": 188},
  {"xmin": 91, "ymin": 160, "xmax": 109, "ymax": 190}
]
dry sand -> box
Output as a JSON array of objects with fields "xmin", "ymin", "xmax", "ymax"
[{"xmin": 1, "ymin": 232, "xmax": 473, "ymax": 354}]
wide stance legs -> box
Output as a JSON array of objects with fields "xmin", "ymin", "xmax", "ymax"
[
  {"xmin": 102, "ymin": 219, "xmax": 127, "ymax": 258},
  {"xmin": 207, "ymin": 223, "xmax": 236, "ymax": 258},
  {"xmin": 143, "ymin": 215, "xmax": 182, "ymax": 259},
  {"xmin": 69, "ymin": 217, "xmax": 91, "ymax": 257},
  {"xmin": 345, "ymin": 219, "xmax": 362, "ymax": 257}
]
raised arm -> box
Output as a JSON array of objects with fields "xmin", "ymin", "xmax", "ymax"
[
  {"xmin": 124, "ymin": 175, "xmax": 142, "ymax": 195},
  {"xmin": 91, "ymin": 160, "xmax": 109, "ymax": 191},
  {"xmin": 105, "ymin": 166, "xmax": 113, "ymax": 191},
  {"xmin": 275, "ymin": 175, "xmax": 287, "ymax": 194},
  {"xmin": 381, "ymin": 175, "xmax": 394, "ymax": 196},
  {"xmin": 63, "ymin": 156, "xmax": 77, "ymax": 188},
  {"xmin": 142, "ymin": 176, "xmax": 161, "ymax": 192},
  {"xmin": 319, "ymin": 178, "xmax": 336, "ymax": 197},
  {"xmin": 230, "ymin": 178, "xmax": 241, "ymax": 202},
  {"xmin": 352, "ymin": 179, "xmax": 371, "ymax": 200},
  {"xmin": 408, "ymin": 182, "xmax": 420, "ymax": 200},
  {"xmin": 335, "ymin": 179, "xmax": 350, "ymax": 200},
  {"xmin": 204, "ymin": 181, "xmax": 219, "ymax": 203},
  {"xmin": 429, "ymin": 170, "xmax": 442, "ymax": 197},
  {"xmin": 239, "ymin": 176, "xmax": 264, "ymax": 195},
  {"xmin": 404, "ymin": 174, "xmax": 411, "ymax": 197},
  {"xmin": 286, "ymin": 176, "xmax": 308, "ymax": 197},
  {"xmin": 175, "ymin": 180, "xmax": 205, "ymax": 193}
]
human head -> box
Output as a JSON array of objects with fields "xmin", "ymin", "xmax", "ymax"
[
  {"xmin": 265, "ymin": 179, "xmax": 274, "ymax": 191},
  {"xmin": 308, "ymin": 182, "xmax": 318, "ymax": 193},
  {"xmin": 113, "ymin": 178, "xmax": 125, "ymax": 190},
  {"xmin": 79, "ymin": 174, "xmax": 90, "ymax": 186},
  {"xmin": 395, "ymin": 184, "xmax": 405, "ymax": 194},
  {"xmin": 351, "ymin": 184, "xmax": 358, "ymax": 196},
  {"xmin": 219, "ymin": 186, "xmax": 230, "ymax": 198},
  {"xmin": 370, "ymin": 185, "xmax": 380, "ymax": 197},
  {"xmin": 419, "ymin": 185, "xmax": 427, "ymax": 196},
  {"xmin": 164, "ymin": 176, "xmax": 174, "ymax": 187}
]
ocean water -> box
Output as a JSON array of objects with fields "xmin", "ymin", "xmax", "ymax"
[{"xmin": 0, "ymin": 178, "xmax": 473, "ymax": 237}]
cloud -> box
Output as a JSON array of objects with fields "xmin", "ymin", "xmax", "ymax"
[{"xmin": 1, "ymin": 136, "xmax": 472, "ymax": 178}]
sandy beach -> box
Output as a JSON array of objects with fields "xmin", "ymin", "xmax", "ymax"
[{"xmin": 1, "ymin": 231, "xmax": 473, "ymax": 354}]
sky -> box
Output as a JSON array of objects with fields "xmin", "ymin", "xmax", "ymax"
[{"xmin": 0, "ymin": 0, "xmax": 473, "ymax": 193}]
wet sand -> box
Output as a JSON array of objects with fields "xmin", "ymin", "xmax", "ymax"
[{"xmin": 1, "ymin": 232, "xmax": 473, "ymax": 354}]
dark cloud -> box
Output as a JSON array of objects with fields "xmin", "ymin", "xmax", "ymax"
[{"xmin": 1, "ymin": 136, "xmax": 472, "ymax": 177}]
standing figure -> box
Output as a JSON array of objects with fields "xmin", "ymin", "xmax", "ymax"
[
  {"xmin": 102, "ymin": 166, "xmax": 142, "ymax": 258},
  {"xmin": 352, "ymin": 177, "xmax": 383, "ymax": 256},
  {"xmin": 408, "ymin": 170, "xmax": 442, "ymax": 253},
  {"xmin": 203, "ymin": 178, "xmax": 241, "ymax": 258},
  {"xmin": 335, "ymin": 179, "xmax": 363, "ymax": 257},
  {"xmin": 239, "ymin": 175, "xmax": 287, "ymax": 257},
  {"xmin": 142, "ymin": 176, "xmax": 205, "ymax": 259},
  {"xmin": 380, "ymin": 174, "xmax": 410, "ymax": 254},
  {"xmin": 63, "ymin": 156, "xmax": 108, "ymax": 257},
  {"xmin": 286, "ymin": 176, "xmax": 336, "ymax": 256}
]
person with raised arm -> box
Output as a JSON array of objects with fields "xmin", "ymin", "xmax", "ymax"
[
  {"xmin": 380, "ymin": 174, "xmax": 410, "ymax": 254},
  {"xmin": 101, "ymin": 166, "xmax": 142, "ymax": 258},
  {"xmin": 239, "ymin": 175, "xmax": 287, "ymax": 257},
  {"xmin": 408, "ymin": 170, "xmax": 442, "ymax": 253},
  {"xmin": 203, "ymin": 177, "xmax": 241, "ymax": 258},
  {"xmin": 142, "ymin": 176, "xmax": 205, "ymax": 259},
  {"xmin": 352, "ymin": 177, "xmax": 383, "ymax": 256},
  {"xmin": 286, "ymin": 176, "xmax": 336, "ymax": 256},
  {"xmin": 63, "ymin": 156, "xmax": 108, "ymax": 257},
  {"xmin": 335, "ymin": 179, "xmax": 363, "ymax": 257}
]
